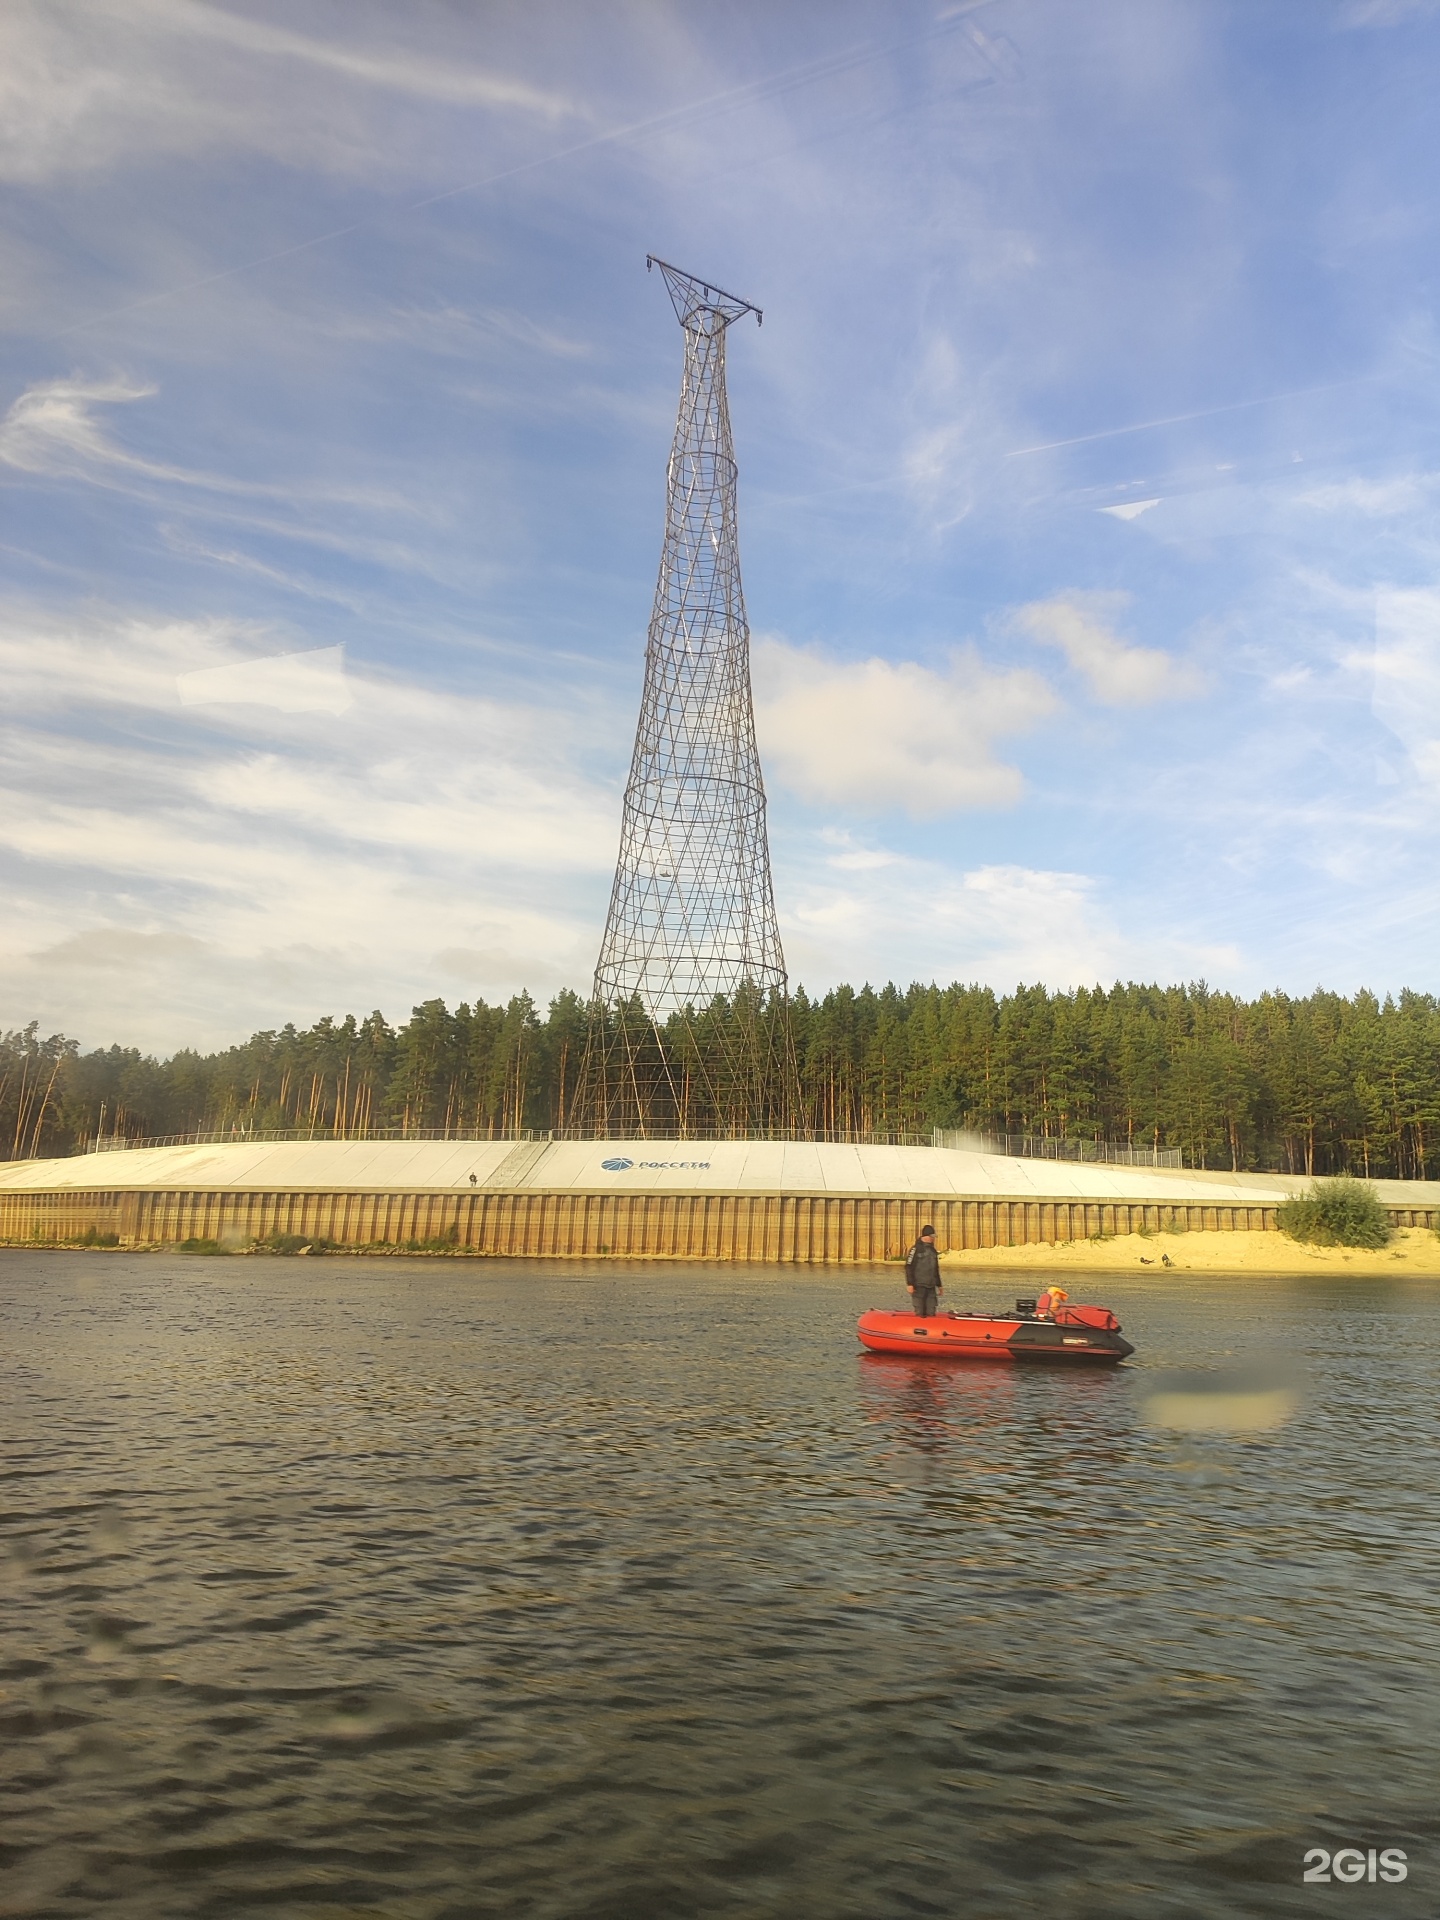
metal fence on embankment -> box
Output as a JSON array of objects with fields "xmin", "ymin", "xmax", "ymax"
[
  {"xmin": 932, "ymin": 1130, "xmax": 1186, "ymax": 1169},
  {"xmin": 63, "ymin": 1125, "xmax": 931, "ymax": 1157}
]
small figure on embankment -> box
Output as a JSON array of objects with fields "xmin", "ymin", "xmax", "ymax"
[{"xmin": 905, "ymin": 1225, "xmax": 944, "ymax": 1317}]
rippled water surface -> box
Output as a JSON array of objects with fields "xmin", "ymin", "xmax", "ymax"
[{"xmin": 3, "ymin": 1252, "xmax": 1438, "ymax": 1918}]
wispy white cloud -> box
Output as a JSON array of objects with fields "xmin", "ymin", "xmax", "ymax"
[
  {"xmin": 779, "ymin": 832, "xmax": 1239, "ymax": 992},
  {"xmin": 899, "ymin": 332, "xmax": 1011, "ymax": 532},
  {"xmin": 150, "ymin": 1, "xmax": 577, "ymax": 118},
  {"xmin": 0, "ymin": 604, "xmax": 616, "ymax": 1046},
  {"xmin": 752, "ymin": 636, "xmax": 1056, "ymax": 816},
  {"xmin": 1013, "ymin": 592, "xmax": 1207, "ymax": 706},
  {"xmin": 0, "ymin": 0, "xmax": 575, "ymax": 184},
  {"xmin": 1369, "ymin": 589, "xmax": 1440, "ymax": 789},
  {"xmin": 155, "ymin": 526, "xmax": 371, "ymax": 612},
  {"xmin": 0, "ymin": 608, "xmax": 617, "ymax": 866},
  {"xmin": 0, "ymin": 377, "xmax": 456, "ymax": 585},
  {"xmin": 0, "ymin": 376, "xmax": 414, "ymax": 513},
  {"xmin": 1298, "ymin": 474, "xmax": 1436, "ymax": 516},
  {"xmin": 0, "ymin": 375, "xmax": 158, "ymax": 479},
  {"xmin": 177, "ymin": 645, "xmax": 351, "ymax": 716}
]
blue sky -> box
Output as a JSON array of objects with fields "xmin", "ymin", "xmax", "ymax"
[{"xmin": 3, "ymin": 0, "xmax": 1439, "ymax": 1051}]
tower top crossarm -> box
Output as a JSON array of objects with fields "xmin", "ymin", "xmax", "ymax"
[{"xmin": 646, "ymin": 255, "xmax": 762, "ymax": 330}]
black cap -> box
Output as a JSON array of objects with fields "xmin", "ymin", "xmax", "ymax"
[{"xmin": 920, "ymin": 1224, "xmax": 935, "ymax": 1237}]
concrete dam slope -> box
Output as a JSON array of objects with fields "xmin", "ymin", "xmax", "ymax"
[{"xmin": 3, "ymin": 1138, "xmax": 1436, "ymax": 1260}]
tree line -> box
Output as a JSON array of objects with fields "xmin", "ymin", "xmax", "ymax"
[{"xmin": 2, "ymin": 978, "xmax": 1437, "ymax": 1177}]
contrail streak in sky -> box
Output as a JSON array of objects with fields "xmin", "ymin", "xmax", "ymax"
[
  {"xmin": 1005, "ymin": 377, "xmax": 1373, "ymax": 457},
  {"xmin": 55, "ymin": 0, "xmax": 1001, "ymax": 340}
]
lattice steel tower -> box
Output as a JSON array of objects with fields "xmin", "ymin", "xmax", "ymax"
[{"xmin": 575, "ymin": 257, "xmax": 796, "ymax": 1137}]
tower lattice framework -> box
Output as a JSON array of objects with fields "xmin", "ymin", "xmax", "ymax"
[{"xmin": 576, "ymin": 257, "xmax": 797, "ymax": 1138}]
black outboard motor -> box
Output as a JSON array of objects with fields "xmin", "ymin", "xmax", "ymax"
[{"xmin": 1015, "ymin": 1297, "xmax": 1038, "ymax": 1318}]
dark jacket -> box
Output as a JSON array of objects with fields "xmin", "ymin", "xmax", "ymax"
[{"xmin": 905, "ymin": 1239, "xmax": 942, "ymax": 1289}]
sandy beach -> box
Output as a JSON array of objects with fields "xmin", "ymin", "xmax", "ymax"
[{"xmin": 940, "ymin": 1225, "xmax": 1440, "ymax": 1279}]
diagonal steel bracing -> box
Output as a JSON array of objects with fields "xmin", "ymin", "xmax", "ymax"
[{"xmin": 575, "ymin": 258, "xmax": 797, "ymax": 1138}]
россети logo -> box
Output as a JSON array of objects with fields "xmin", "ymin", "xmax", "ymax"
[{"xmin": 599, "ymin": 1157, "xmax": 711, "ymax": 1172}]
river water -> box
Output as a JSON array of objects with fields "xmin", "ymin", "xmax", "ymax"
[{"xmin": 2, "ymin": 1253, "xmax": 1437, "ymax": 1918}]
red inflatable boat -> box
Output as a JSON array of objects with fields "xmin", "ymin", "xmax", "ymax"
[{"xmin": 857, "ymin": 1294, "xmax": 1134, "ymax": 1365}]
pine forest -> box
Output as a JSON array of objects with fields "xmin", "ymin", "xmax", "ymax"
[{"xmin": 3, "ymin": 980, "xmax": 1438, "ymax": 1179}]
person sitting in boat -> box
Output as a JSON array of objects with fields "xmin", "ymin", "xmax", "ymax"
[
  {"xmin": 1036, "ymin": 1286, "xmax": 1069, "ymax": 1319},
  {"xmin": 905, "ymin": 1225, "xmax": 944, "ymax": 1318}
]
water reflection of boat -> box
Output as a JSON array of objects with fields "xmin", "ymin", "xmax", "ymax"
[{"xmin": 856, "ymin": 1296, "xmax": 1135, "ymax": 1365}]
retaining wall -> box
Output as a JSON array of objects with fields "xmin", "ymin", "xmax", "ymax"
[{"xmin": 3, "ymin": 1187, "xmax": 1434, "ymax": 1261}]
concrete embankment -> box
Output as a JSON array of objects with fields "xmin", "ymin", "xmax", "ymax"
[{"xmin": 0, "ymin": 1139, "xmax": 1436, "ymax": 1264}]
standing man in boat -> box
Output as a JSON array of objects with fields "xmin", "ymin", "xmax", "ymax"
[{"xmin": 905, "ymin": 1225, "xmax": 944, "ymax": 1318}]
